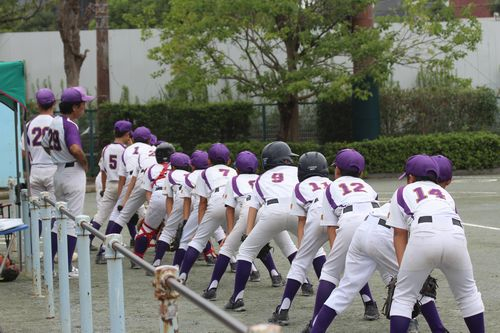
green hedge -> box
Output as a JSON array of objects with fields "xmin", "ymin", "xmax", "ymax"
[
  {"xmin": 97, "ymin": 101, "xmax": 253, "ymax": 151},
  {"xmin": 196, "ymin": 132, "xmax": 500, "ymax": 174}
]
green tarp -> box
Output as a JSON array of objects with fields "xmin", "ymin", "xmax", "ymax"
[{"xmin": 0, "ymin": 61, "xmax": 26, "ymax": 112}]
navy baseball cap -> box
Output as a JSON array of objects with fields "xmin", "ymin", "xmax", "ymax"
[
  {"xmin": 36, "ymin": 88, "xmax": 56, "ymax": 105},
  {"xmin": 61, "ymin": 87, "xmax": 95, "ymax": 103},
  {"xmin": 334, "ymin": 148, "xmax": 365, "ymax": 173},
  {"xmin": 114, "ymin": 120, "xmax": 132, "ymax": 133},
  {"xmin": 235, "ymin": 151, "xmax": 258, "ymax": 174},
  {"xmin": 132, "ymin": 126, "xmax": 152, "ymax": 141},
  {"xmin": 432, "ymin": 155, "xmax": 453, "ymax": 182},
  {"xmin": 399, "ymin": 154, "xmax": 439, "ymax": 180},
  {"xmin": 170, "ymin": 152, "xmax": 191, "ymax": 168},
  {"xmin": 208, "ymin": 143, "xmax": 230, "ymax": 164},
  {"xmin": 191, "ymin": 150, "xmax": 209, "ymax": 169}
]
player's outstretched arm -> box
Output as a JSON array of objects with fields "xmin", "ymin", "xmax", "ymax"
[
  {"xmin": 69, "ymin": 144, "xmax": 88, "ymax": 172},
  {"xmin": 226, "ymin": 206, "xmax": 236, "ymax": 234},
  {"xmin": 198, "ymin": 197, "xmax": 208, "ymax": 224},
  {"xmin": 393, "ymin": 227, "xmax": 409, "ymax": 267},
  {"xmin": 296, "ymin": 216, "xmax": 306, "ymax": 248},
  {"xmin": 182, "ymin": 197, "xmax": 192, "ymax": 221},
  {"xmin": 166, "ymin": 196, "xmax": 173, "ymax": 216},
  {"xmin": 245, "ymin": 207, "xmax": 258, "ymax": 235},
  {"xmin": 327, "ymin": 226, "xmax": 338, "ymax": 248}
]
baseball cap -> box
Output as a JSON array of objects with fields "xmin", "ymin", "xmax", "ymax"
[
  {"xmin": 208, "ymin": 143, "xmax": 230, "ymax": 164},
  {"xmin": 132, "ymin": 126, "xmax": 152, "ymax": 141},
  {"xmin": 170, "ymin": 152, "xmax": 191, "ymax": 168},
  {"xmin": 191, "ymin": 150, "xmax": 209, "ymax": 169},
  {"xmin": 150, "ymin": 134, "xmax": 158, "ymax": 146},
  {"xmin": 35, "ymin": 88, "xmax": 56, "ymax": 105},
  {"xmin": 399, "ymin": 154, "xmax": 439, "ymax": 180},
  {"xmin": 432, "ymin": 155, "xmax": 453, "ymax": 182},
  {"xmin": 114, "ymin": 120, "xmax": 132, "ymax": 133},
  {"xmin": 235, "ymin": 151, "xmax": 258, "ymax": 174},
  {"xmin": 61, "ymin": 86, "xmax": 95, "ymax": 103},
  {"xmin": 334, "ymin": 148, "xmax": 365, "ymax": 174}
]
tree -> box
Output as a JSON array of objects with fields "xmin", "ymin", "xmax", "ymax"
[
  {"xmin": 146, "ymin": 0, "xmax": 481, "ymax": 140},
  {"xmin": 0, "ymin": 0, "xmax": 49, "ymax": 31}
]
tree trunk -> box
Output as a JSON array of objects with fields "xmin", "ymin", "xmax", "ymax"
[
  {"xmin": 277, "ymin": 95, "xmax": 300, "ymax": 141},
  {"xmin": 58, "ymin": 0, "xmax": 88, "ymax": 87}
]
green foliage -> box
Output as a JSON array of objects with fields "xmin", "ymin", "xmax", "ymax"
[
  {"xmin": 416, "ymin": 64, "xmax": 471, "ymax": 88},
  {"xmin": 108, "ymin": 0, "xmax": 170, "ymax": 29},
  {"xmin": 0, "ymin": 0, "xmax": 54, "ymax": 31},
  {"xmin": 97, "ymin": 101, "xmax": 253, "ymax": 151}
]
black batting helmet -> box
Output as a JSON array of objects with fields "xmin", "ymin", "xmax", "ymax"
[
  {"xmin": 298, "ymin": 152, "xmax": 329, "ymax": 182},
  {"xmin": 155, "ymin": 142, "xmax": 176, "ymax": 163},
  {"xmin": 261, "ymin": 141, "xmax": 298, "ymax": 170}
]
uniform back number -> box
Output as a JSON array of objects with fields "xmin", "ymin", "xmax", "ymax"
[
  {"xmin": 31, "ymin": 126, "xmax": 49, "ymax": 146},
  {"xmin": 338, "ymin": 182, "xmax": 366, "ymax": 195},
  {"xmin": 47, "ymin": 129, "xmax": 62, "ymax": 151}
]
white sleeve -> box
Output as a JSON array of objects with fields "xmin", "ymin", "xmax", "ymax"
[
  {"xmin": 118, "ymin": 154, "xmax": 127, "ymax": 177},
  {"xmin": 319, "ymin": 190, "xmax": 339, "ymax": 227},
  {"xmin": 387, "ymin": 190, "xmax": 408, "ymax": 230},
  {"xmin": 290, "ymin": 191, "xmax": 306, "ymax": 217},
  {"xmin": 141, "ymin": 170, "xmax": 153, "ymax": 192},
  {"xmin": 162, "ymin": 173, "xmax": 174, "ymax": 198},
  {"xmin": 224, "ymin": 181, "xmax": 237, "ymax": 208},
  {"xmin": 194, "ymin": 172, "xmax": 211, "ymax": 198}
]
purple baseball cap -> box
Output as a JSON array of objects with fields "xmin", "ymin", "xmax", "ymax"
[
  {"xmin": 132, "ymin": 126, "xmax": 152, "ymax": 141},
  {"xmin": 61, "ymin": 86, "xmax": 95, "ymax": 103},
  {"xmin": 399, "ymin": 154, "xmax": 439, "ymax": 180},
  {"xmin": 334, "ymin": 148, "xmax": 365, "ymax": 173},
  {"xmin": 235, "ymin": 150, "xmax": 258, "ymax": 174},
  {"xmin": 191, "ymin": 150, "xmax": 209, "ymax": 169},
  {"xmin": 208, "ymin": 143, "xmax": 230, "ymax": 164},
  {"xmin": 149, "ymin": 134, "xmax": 158, "ymax": 146},
  {"xmin": 432, "ymin": 155, "xmax": 453, "ymax": 182},
  {"xmin": 35, "ymin": 88, "xmax": 56, "ymax": 105},
  {"xmin": 170, "ymin": 152, "xmax": 191, "ymax": 168},
  {"xmin": 114, "ymin": 120, "xmax": 132, "ymax": 133}
]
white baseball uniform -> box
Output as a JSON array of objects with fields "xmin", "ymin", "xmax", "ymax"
[{"xmin": 387, "ymin": 182, "xmax": 484, "ymax": 319}]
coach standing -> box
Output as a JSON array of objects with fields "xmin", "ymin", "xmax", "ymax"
[{"xmin": 42, "ymin": 86, "xmax": 94, "ymax": 278}]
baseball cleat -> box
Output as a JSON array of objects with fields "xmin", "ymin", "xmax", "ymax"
[
  {"xmin": 301, "ymin": 282, "xmax": 314, "ymax": 296},
  {"xmin": 268, "ymin": 306, "xmax": 289, "ymax": 326},
  {"xmin": 249, "ymin": 270, "xmax": 261, "ymax": 282},
  {"xmin": 271, "ymin": 273, "xmax": 283, "ymax": 287},
  {"xmin": 68, "ymin": 266, "xmax": 79, "ymax": 279},
  {"xmin": 224, "ymin": 297, "xmax": 245, "ymax": 312},
  {"xmin": 407, "ymin": 318, "xmax": 419, "ymax": 333},
  {"xmin": 95, "ymin": 253, "xmax": 107, "ymax": 265},
  {"xmin": 363, "ymin": 301, "xmax": 380, "ymax": 320},
  {"xmin": 202, "ymin": 288, "xmax": 217, "ymax": 301}
]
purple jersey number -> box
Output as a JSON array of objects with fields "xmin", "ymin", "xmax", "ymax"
[
  {"xmin": 47, "ymin": 129, "xmax": 62, "ymax": 151},
  {"xmin": 219, "ymin": 169, "xmax": 230, "ymax": 176},
  {"xmin": 338, "ymin": 182, "xmax": 366, "ymax": 196},
  {"xmin": 271, "ymin": 173, "xmax": 284, "ymax": 183},
  {"xmin": 31, "ymin": 126, "xmax": 49, "ymax": 146},
  {"xmin": 109, "ymin": 154, "xmax": 117, "ymax": 170},
  {"xmin": 414, "ymin": 187, "xmax": 446, "ymax": 203},
  {"xmin": 308, "ymin": 182, "xmax": 330, "ymax": 192}
]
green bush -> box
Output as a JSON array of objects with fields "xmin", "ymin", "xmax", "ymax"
[
  {"xmin": 97, "ymin": 101, "xmax": 253, "ymax": 151},
  {"xmin": 198, "ymin": 132, "xmax": 500, "ymax": 173}
]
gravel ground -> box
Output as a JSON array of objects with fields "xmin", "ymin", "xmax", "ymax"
[{"xmin": 0, "ymin": 174, "xmax": 498, "ymax": 333}]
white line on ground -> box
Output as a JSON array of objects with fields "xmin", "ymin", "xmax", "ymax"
[{"xmin": 463, "ymin": 223, "xmax": 500, "ymax": 231}]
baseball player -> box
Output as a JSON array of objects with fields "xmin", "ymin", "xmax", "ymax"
[
  {"xmin": 42, "ymin": 86, "xmax": 94, "ymax": 278},
  {"xmin": 225, "ymin": 141, "xmax": 312, "ymax": 312},
  {"xmin": 302, "ymin": 148, "xmax": 379, "ymax": 332},
  {"xmin": 387, "ymin": 154, "xmax": 484, "ymax": 333},
  {"xmin": 89, "ymin": 120, "xmax": 132, "ymax": 250},
  {"xmin": 268, "ymin": 151, "xmax": 331, "ymax": 325},
  {"xmin": 202, "ymin": 150, "xmax": 289, "ymax": 300}
]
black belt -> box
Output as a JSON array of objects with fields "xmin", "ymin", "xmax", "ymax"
[
  {"xmin": 343, "ymin": 202, "xmax": 379, "ymax": 214},
  {"xmin": 214, "ymin": 187, "xmax": 220, "ymax": 193},
  {"xmin": 418, "ymin": 216, "xmax": 462, "ymax": 228},
  {"xmin": 378, "ymin": 219, "xmax": 391, "ymax": 229},
  {"xmin": 65, "ymin": 162, "xmax": 75, "ymax": 168},
  {"xmin": 266, "ymin": 198, "xmax": 279, "ymax": 205},
  {"xmin": 155, "ymin": 186, "xmax": 163, "ymax": 191},
  {"xmin": 129, "ymin": 171, "xmax": 133, "ymax": 175}
]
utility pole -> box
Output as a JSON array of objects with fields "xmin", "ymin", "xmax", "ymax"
[{"xmin": 96, "ymin": 0, "xmax": 110, "ymax": 105}]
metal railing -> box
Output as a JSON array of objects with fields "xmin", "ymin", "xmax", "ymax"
[{"xmin": 11, "ymin": 186, "xmax": 281, "ymax": 333}]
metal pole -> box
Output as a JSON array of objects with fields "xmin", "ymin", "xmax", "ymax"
[
  {"xmin": 40, "ymin": 192, "xmax": 55, "ymax": 319},
  {"xmin": 105, "ymin": 234, "xmax": 126, "ymax": 333},
  {"xmin": 21, "ymin": 189, "xmax": 32, "ymax": 274},
  {"xmin": 30, "ymin": 197, "xmax": 42, "ymax": 297},
  {"xmin": 56, "ymin": 201, "xmax": 71, "ymax": 333},
  {"xmin": 75, "ymin": 215, "xmax": 93, "ymax": 333}
]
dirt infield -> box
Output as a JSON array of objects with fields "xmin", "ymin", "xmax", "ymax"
[{"xmin": 0, "ymin": 174, "xmax": 498, "ymax": 333}]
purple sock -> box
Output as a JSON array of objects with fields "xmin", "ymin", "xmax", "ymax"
[
  {"xmin": 154, "ymin": 240, "xmax": 170, "ymax": 262},
  {"xmin": 106, "ymin": 221, "xmax": 124, "ymax": 235},
  {"xmin": 231, "ymin": 260, "xmax": 252, "ymax": 300},
  {"xmin": 464, "ymin": 312, "xmax": 485, "ymax": 333},
  {"xmin": 312, "ymin": 280, "xmax": 336, "ymax": 318},
  {"xmin": 420, "ymin": 301, "xmax": 446, "ymax": 332},
  {"xmin": 67, "ymin": 235, "xmax": 77, "ymax": 272},
  {"xmin": 359, "ymin": 283, "xmax": 373, "ymax": 303},
  {"xmin": 126, "ymin": 214, "xmax": 138, "ymax": 240},
  {"xmin": 311, "ymin": 305, "xmax": 337, "ymax": 333},
  {"xmin": 259, "ymin": 252, "xmax": 278, "ymax": 274},
  {"xmin": 51, "ymin": 232, "xmax": 58, "ymax": 266},
  {"xmin": 279, "ymin": 278, "xmax": 302, "ymax": 310},
  {"xmin": 172, "ymin": 249, "xmax": 186, "ymax": 267},
  {"xmin": 287, "ymin": 251, "xmax": 297, "ymax": 263},
  {"xmin": 89, "ymin": 220, "xmax": 102, "ymax": 243},
  {"xmin": 207, "ymin": 254, "xmax": 230, "ymax": 290},
  {"xmin": 312, "ymin": 256, "xmax": 326, "ymax": 279},
  {"xmin": 134, "ymin": 234, "xmax": 149, "ymax": 257},
  {"xmin": 390, "ymin": 315, "xmax": 410, "ymax": 333},
  {"xmin": 179, "ymin": 246, "xmax": 200, "ymax": 280}
]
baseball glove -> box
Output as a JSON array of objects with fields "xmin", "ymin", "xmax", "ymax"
[
  {"xmin": 420, "ymin": 275, "xmax": 438, "ymax": 299},
  {"xmin": 256, "ymin": 242, "xmax": 273, "ymax": 260},
  {"xmin": 170, "ymin": 220, "xmax": 187, "ymax": 251},
  {"xmin": 382, "ymin": 276, "xmax": 397, "ymax": 319}
]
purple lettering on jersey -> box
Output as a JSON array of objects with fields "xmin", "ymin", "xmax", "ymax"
[
  {"xmin": 231, "ymin": 176, "xmax": 243, "ymax": 197},
  {"xmin": 325, "ymin": 184, "xmax": 338, "ymax": 209},
  {"xmin": 201, "ymin": 170, "xmax": 212, "ymax": 191},
  {"xmin": 294, "ymin": 183, "xmax": 307, "ymax": 204},
  {"xmin": 397, "ymin": 186, "xmax": 413, "ymax": 216},
  {"xmin": 62, "ymin": 116, "xmax": 82, "ymax": 148},
  {"xmin": 168, "ymin": 170, "xmax": 178, "ymax": 186},
  {"xmin": 185, "ymin": 175, "xmax": 194, "ymax": 189},
  {"xmin": 254, "ymin": 176, "xmax": 265, "ymax": 200}
]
